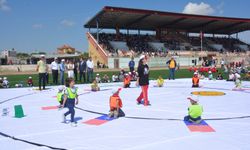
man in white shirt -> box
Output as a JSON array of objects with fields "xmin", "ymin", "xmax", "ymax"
[
  {"xmin": 86, "ymin": 57, "xmax": 94, "ymax": 83},
  {"xmin": 51, "ymin": 57, "xmax": 59, "ymax": 84}
]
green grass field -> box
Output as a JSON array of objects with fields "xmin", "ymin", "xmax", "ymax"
[{"xmin": 1, "ymin": 68, "xmax": 235, "ymax": 88}]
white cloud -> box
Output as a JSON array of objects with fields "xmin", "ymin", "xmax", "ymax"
[
  {"xmin": 32, "ymin": 24, "xmax": 43, "ymax": 29},
  {"xmin": 216, "ymin": 1, "xmax": 224, "ymax": 15},
  {"xmin": 0, "ymin": 0, "xmax": 10, "ymax": 11},
  {"xmin": 60, "ymin": 19, "xmax": 75, "ymax": 27},
  {"xmin": 183, "ymin": 2, "xmax": 215, "ymax": 15}
]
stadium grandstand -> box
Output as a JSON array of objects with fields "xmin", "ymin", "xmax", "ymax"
[{"xmin": 84, "ymin": 6, "xmax": 250, "ymax": 69}]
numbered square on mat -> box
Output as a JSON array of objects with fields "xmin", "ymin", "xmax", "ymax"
[{"xmin": 83, "ymin": 119, "xmax": 108, "ymax": 125}]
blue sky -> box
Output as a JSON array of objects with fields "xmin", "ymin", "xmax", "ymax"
[{"xmin": 0, "ymin": 0, "xmax": 249, "ymax": 53}]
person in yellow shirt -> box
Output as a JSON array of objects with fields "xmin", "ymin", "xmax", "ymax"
[
  {"xmin": 184, "ymin": 95, "xmax": 203, "ymax": 123},
  {"xmin": 91, "ymin": 79, "xmax": 100, "ymax": 91},
  {"xmin": 156, "ymin": 76, "xmax": 164, "ymax": 87},
  {"xmin": 166, "ymin": 57, "xmax": 177, "ymax": 80},
  {"xmin": 36, "ymin": 55, "xmax": 48, "ymax": 90}
]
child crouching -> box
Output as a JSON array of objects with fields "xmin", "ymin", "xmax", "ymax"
[{"xmin": 108, "ymin": 88, "xmax": 125, "ymax": 118}]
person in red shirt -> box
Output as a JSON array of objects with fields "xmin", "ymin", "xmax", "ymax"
[
  {"xmin": 108, "ymin": 88, "xmax": 125, "ymax": 118},
  {"xmin": 123, "ymin": 73, "xmax": 131, "ymax": 88},
  {"xmin": 27, "ymin": 76, "xmax": 33, "ymax": 87},
  {"xmin": 136, "ymin": 55, "xmax": 150, "ymax": 106}
]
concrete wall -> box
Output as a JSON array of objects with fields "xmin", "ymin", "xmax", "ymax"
[{"xmin": 108, "ymin": 56, "xmax": 201, "ymax": 69}]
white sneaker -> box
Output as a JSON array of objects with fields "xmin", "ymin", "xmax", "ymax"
[{"xmin": 71, "ymin": 122, "xmax": 77, "ymax": 127}]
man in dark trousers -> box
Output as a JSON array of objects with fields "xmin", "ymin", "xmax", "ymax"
[
  {"xmin": 166, "ymin": 57, "xmax": 177, "ymax": 80},
  {"xmin": 128, "ymin": 57, "xmax": 135, "ymax": 72},
  {"xmin": 79, "ymin": 58, "xmax": 87, "ymax": 83}
]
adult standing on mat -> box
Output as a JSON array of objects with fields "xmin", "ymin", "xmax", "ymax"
[
  {"xmin": 166, "ymin": 57, "xmax": 177, "ymax": 80},
  {"xmin": 87, "ymin": 57, "xmax": 94, "ymax": 83},
  {"xmin": 36, "ymin": 55, "xmax": 48, "ymax": 90},
  {"xmin": 136, "ymin": 55, "xmax": 150, "ymax": 106},
  {"xmin": 51, "ymin": 57, "xmax": 59, "ymax": 84}
]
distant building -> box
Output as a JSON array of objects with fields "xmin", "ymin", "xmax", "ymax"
[
  {"xmin": 57, "ymin": 45, "xmax": 76, "ymax": 54},
  {"xmin": 0, "ymin": 49, "xmax": 18, "ymax": 65}
]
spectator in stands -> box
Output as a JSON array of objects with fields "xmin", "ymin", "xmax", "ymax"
[
  {"xmin": 87, "ymin": 57, "xmax": 94, "ymax": 83},
  {"xmin": 67, "ymin": 60, "xmax": 74, "ymax": 78},
  {"xmin": 51, "ymin": 57, "xmax": 59, "ymax": 85},
  {"xmin": 79, "ymin": 58, "xmax": 87, "ymax": 83},
  {"xmin": 36, "ymin": 55, "xmax": 48, "ymax": 90},
  {"xmin": 74, "ymin": 60, "xmax": 78, "ymax": 81},
  {"xmin": 166, "ymin": 57, "xmax": 177, "ymax": 80},
  {"xmin": 59, "ymin": 59, "xmax": 66, "ymax": 85},
  {"xmin": 128, "ymin": 57, "xmax": 135, "ymax": 72}
]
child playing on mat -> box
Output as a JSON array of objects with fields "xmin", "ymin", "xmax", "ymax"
[
  {"xmin": 192, "ymin": 72, "xmax": 199, "ymax": 88},
  {"xmin": 208, "ymin": 71, "xmax": 213, "ymax": 80},
  {"xmin": 156, "ymin": 76, "xmax": 164, "ymax": 87},
  {"xmin": 27, "ymin": 76, "xmax": 33, "ymax": 87},
  {"xmin": 123, "ymin": 73, "xmax": 131, "ymax": 88},
  {"xmin": 91, "ymin": 79, "xmax": 100, "ymax": 91},
  {"xmin": 61, "ymin": 77, "xmax": 79, "ymax": 127},
  {"xmin": 108, "ymin": 88, "xmax": 125, "ymax": 118},
  {"xmin": 184, "ymin": 95, "xmax": 203, "ymax": 124},
  {"xmin": 57, "ymin": 86, "xmax": 64, "ymax": 105},
  {"xmin": 235, "ymin": 73, "xmax": 242, "ymax": 88}
]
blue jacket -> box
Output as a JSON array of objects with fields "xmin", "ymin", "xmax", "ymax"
[{"xmin": 128, "ymin": 60, "xmax": 135, "ymax": 68}]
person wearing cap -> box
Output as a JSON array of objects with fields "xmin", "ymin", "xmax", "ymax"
[
  {"xmin": 79, "ymin": 58, "xmax": 87, "ymax": 83},
  {"xmin": 192, "ymin": 72, "xmax": 199, "ymax": 88},
  {"xmin": 136, "ymin": 55, "xmax": 150, "ymax": 106},
  {"xmin": 128, "ymin": 57, "xmax": 135, "ymax": 73},
  {"xmin": 184, "ymin": 95, "xmax": 203, "ymax": 123},
  {"xmin": 2, "ymin": 77, "xmax": 9, "ymax": 88},
  {"xmin": 235, "ymin": 73, "xmax": 242, "ymax": 88},
  {"xmin": 27, "ymin": 76, "xmax": 33, "ymax": 87},
  {"xmin": 57, "ymin": 86, "xmax": 65, "ymax": 105},
  {"xmin": 208, "ymin": 70, "xmax": 213, "ymax": 80},
  {"xmin": 51, "ymin": 57, "xmax": 59, "ymax": 85},
  {"xmin": 36, "ymin": 55, "xmax": 48, "ymax": 90},
  {"xmin": 59, "ymin": 59, "xmax": 66, "ymax": 85},
  {"xmin": 166, "ymin": 57, "xmax": 177, "ymax": 80},
  {"xmin": 123, "ymin": 73, "xmax": 131, "ymax": 88},
  {"xmin": 108, "ymin": 88, "xmax": 125, "ymax": 118},
  {"xmin": 95, "ymin": 74, "xmax": 101, "ymax": 83}
]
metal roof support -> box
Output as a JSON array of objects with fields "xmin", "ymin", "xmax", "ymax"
[{"xmin": 96, "ymin": 19, "xmax": 99, "ymax": 44}]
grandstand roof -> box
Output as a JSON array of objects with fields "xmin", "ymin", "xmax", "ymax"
[{"xmin": 84, "ymin": 6, "xmax": 250, "ymax": 35}]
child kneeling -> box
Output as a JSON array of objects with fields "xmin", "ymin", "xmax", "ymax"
[
  {"xmin": 192, "ymin": 72, "xmax": 199, "ymax": 88},
  {"xmin": 156, "ymin": 76, "xmax": 164, "ymax": 87},
  {"xmin": 91, "ymin": 79, "xmax": 100, "ymax": 91},
  {"xmin": 108, "ymin": 88, "xmax": 125, "ymax": 118},
  {"xmin": 184, "ymin": 95, "xmax": 203, "ymax": 123}
]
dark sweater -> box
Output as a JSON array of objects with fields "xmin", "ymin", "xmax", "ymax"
[{"xmin": 137, "ymin": 64, "xmax": 149, "ymax": 86}]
